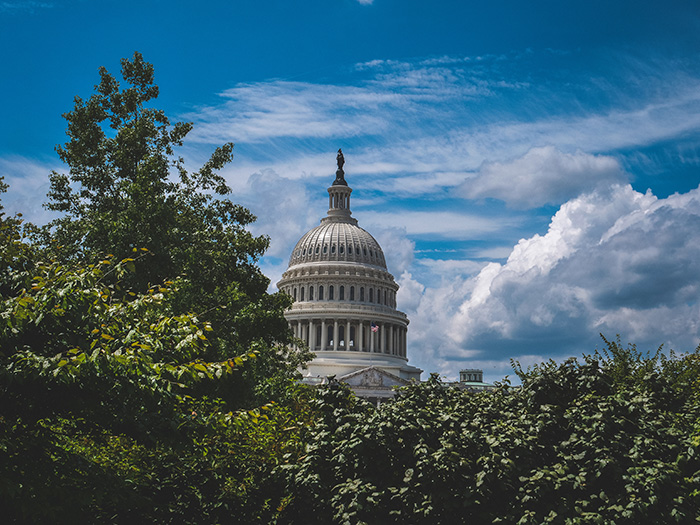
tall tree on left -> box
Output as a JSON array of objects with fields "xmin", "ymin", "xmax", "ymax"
[{"xmin": 43, "ymin": 52, "xmax": 305, "ymax": 404}]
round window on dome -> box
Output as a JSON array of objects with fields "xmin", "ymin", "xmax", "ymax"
[
  {"xmin": 315, "ymin": 245, "xmax": 320, "ymax": 254},
  {"xmin": 323, "ymin": 245, "xmax": 328, "ymax": 254},
  {"xmin": 331, "ymin": 245, "xmax": 336, "ymax": 254},
  {"xmin": 340, "ymin": 245, "xmax": 344, "ymax": 254},
  {"xmin": 302, "ymin": 248, "xmax": 306, "ymax": 255},
  {"xmin": 348, "ymin": 245, "xmax": 353, "ymax": 254}
]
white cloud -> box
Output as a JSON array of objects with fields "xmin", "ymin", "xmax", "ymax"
[
  {"xmin": 371, "ymin": 227, "xmax": 415, "ymax": 275},
  {"xmin": 460, "ymin": 146, "xmax": 626, "ymax": 208},
  {"xmin": 0, "ymin": 156, "xmax": 58, "ymax": 224},
  {"xmin": 405, "ymin": 184, "xmax": 700, "ymax": 379},
  {"xmin": 235, "ymin": 168, "xmax": 318, "ymax": 260},
  {"xmin": 356, "ymin": 0, "xmax": 373, "ymax": 4},
  {"xmin": 0, "ymin": 1, "xmax": 53, "ymax": 13},
  {"xmin": 363, "ymin": 210, "xmax": 509, "ymax": 239},
  {"xmin": 185, "ymin": 82, "xmax": 399, "ymax": 144}
]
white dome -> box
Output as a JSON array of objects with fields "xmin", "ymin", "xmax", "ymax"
[
  {"xmin": 288, "ymin": 219, "xmax": 387, "ymax": 269},
  {"xmin": 277, "ymin": 151, "xmax": 422, "ymax": 383}
]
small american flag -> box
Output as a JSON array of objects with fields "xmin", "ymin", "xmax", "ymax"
[{"xmin": 371, "ymin": 322, "xmax": 379, "ymax": 332}]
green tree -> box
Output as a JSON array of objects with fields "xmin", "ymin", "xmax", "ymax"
[
  {"xmin": 43, "ymin": 52, "xmax": 307, "ymax": 405},
  {"xmin": 280, "ymin": 343, "xmax": 700, "ymax": 524},
  {"xmin": 0, "ymin": 177, "xmax": 35, "ymax": 299},
  {"xmin": 0, "ymin": 249, "xmax": 312, "ymax": 523}
]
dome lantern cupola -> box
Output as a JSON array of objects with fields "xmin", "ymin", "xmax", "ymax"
[{"xmin": 325, "ymin": 148, "xmax": 354, "ymax": 223}]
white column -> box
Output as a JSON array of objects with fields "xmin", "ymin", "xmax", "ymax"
[
  {"xmin": 403, "ymin": 327, "xmax": 407, "ymax": 357},
  {"xmin": 358, "ymin": 321, "xmax": 363, "ymax": 351},
  {"xmin": 333, "ymin": 321, "xmax": 339, "ymax": 351},
  {"xmin": 389, "ymin": 325, "xmax": 394, "ymax": 355},
  {"xmin": 320, "ymin": 320, "xmax": 326, "ymax": 351},
  {"xmin": 309, "ymin": 320, "xmax": 315, "ymax": 350},
  {"xmin": 346, "ymin": 321, "xmax": 351, "ymax": 350}
]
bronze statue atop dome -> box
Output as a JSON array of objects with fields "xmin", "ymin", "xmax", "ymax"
[{"xmin": 333, "ymin": 148, "xmax": 347, "ymax": 186}]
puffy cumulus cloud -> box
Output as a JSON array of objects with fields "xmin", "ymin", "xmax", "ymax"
[
  {"xmin": 371, "ymin": 227, "xmax": 415, "ymax": 276},
  {"xmin": 459, "ymin": 146, "xmax": 627, "ymax": 209},
  {"xmin": 406, "ymin": 184, "xmax": 700, "ymax": 380},
  {"xmin": 466, "ymin": 183, "xmax": 700, "ymax": 349},
  {"xmin": 396, "ymin": 271, "xmax": 424, "ymax": 313},
  {"xmin": 236, "ymin": 169, "xmax": 317, "ymax": 261}
]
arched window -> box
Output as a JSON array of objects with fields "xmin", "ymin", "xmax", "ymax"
[
  {"xmin": 350, "ymin": 286, "xmax": 355, "ymax": 301},
  {"xmin": 323, "ymin": 245, "xmax": 328, "ymax": 254},
  {"xmin": 329, "ymin": 286, "xmax": 334, "ymax": 300},
  {"xmin": 300, "ymin": 287, "xmax": 305, "ymax": 301},
  {"xmin": 340, "ymin": 245, "xmax": 344, "ymax": 254},
  {"xmin": 309, "ymin": 286, "xmax": 314, "ymax": 300},
  {"xmin": 331, "ymin": 245, "xmax": 336, "ymax": 254},
  {"xmin": 315, "ymin": 245, "xmax": 320, "ymax": 254},
  {"xmin": 376, "ymin": 288, "xmax": 381, "ymax": 303},
  {"xmin": 348, "ymin": 245, "xmax": 353, "ymax": 255},
  {"xmin": 369, "ymin": 288, "xmax": 374, "ymax": 302},
  {"xmin": 360, "ymin": 287, "xmax": 365, "ymax": 301},
  {"xmin": 319, "ymin": 285, "xmax": 324, "ymax": 300},
  {"xmin": 384, "ymin": 290, "xmax": 387, "ymax": 305},
  {"xmin": 339, "ymin": 286, "xmax": 345, "ymax": 300},
  {"xmin": 293, "ymin": 288, "xmax": 297, "ymax": 301}
]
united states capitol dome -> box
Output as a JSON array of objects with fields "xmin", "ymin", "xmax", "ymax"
[
  {"xmin": 277, "ymin": 149, "xmax": 422, "ymax": 390},
  {"xmin": 288, "ymin": 219, "xmax": 387, "ymax": 269}
]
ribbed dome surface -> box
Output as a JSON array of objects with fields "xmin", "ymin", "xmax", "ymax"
[{"xmin": 289, "ymin": 219, "xmax": 387, "ymax": 269}]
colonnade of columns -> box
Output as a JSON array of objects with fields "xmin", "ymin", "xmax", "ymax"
[{"xmin": 292, "ymin": 319, "xmax": 407, "ymax": 358}]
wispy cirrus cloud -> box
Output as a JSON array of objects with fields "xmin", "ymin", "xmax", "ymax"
[
  {"xmin": 184, "ymin": 50, "xmax": 700, "ymax": 207},
  {"xmin": 0, "ymin": 1, "xmax": 52, "ymax": 13}
]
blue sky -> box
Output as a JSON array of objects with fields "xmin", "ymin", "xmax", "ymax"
[{"xmin": 2, "ymin": 0, "xmax": 700, "ymax": 382}]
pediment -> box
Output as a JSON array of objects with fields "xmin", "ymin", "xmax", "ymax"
[{"xmin": 338, "ymin": 366, "xmax": 409, "ymax": 388}]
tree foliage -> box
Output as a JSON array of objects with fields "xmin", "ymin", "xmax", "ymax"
[
  {"xmin": 0, "ymin": 239, "xmax": 312, "ymax": 522},
  {"xmin": 279, "ymin": 340, "xmax": 700, "ymax": 524},
  {"xmin": 0, "ymin": 55, "xmax": 312, "ymax": 522},
  {"xmin": 43, "ymin": 52, "xmax": 298, "ymax": 388}
]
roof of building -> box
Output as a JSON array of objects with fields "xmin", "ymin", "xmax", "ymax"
[{"xmin": 288, "ymin": 220, "xmax": 387, "ymax": 269}]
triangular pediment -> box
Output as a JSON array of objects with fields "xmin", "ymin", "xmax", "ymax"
[{"xmin": 338, "ymin": 366, "xmax": 409, "ymax": 388}]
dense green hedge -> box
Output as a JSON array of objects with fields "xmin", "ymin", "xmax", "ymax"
[{"xmin": 279, "ymin": 344, "xmax": 700, "ymax": 524}]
